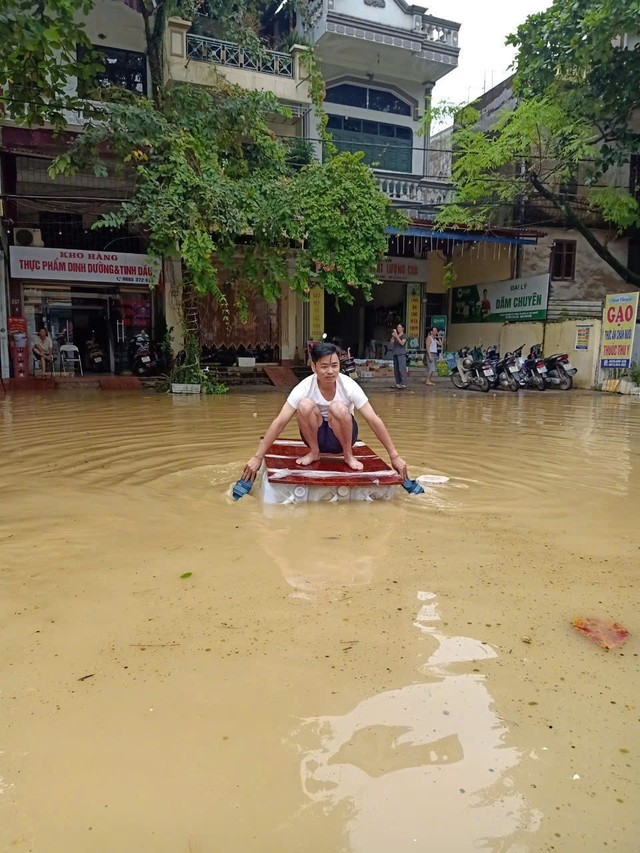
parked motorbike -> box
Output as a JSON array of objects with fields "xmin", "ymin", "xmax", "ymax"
[
  {"xmin": 129, "ymin": 331, "xmax": 161, "ymax": 376},
  {"xmin": 513, "ymin": 345, "xmax": 546, "ymax": 390},
  {"xmin": 529, "ymin": 344, "xmax": 577, "ymax": 390},
  {"xmin": 450, "ymin": 346, "xmax": 494, "ymax": 392},
  {"xmin": 85, "ymin": 333, "xmax": 106, "ymax": 372},
  {"xmin": 485, "ymin": 346, "xmax": 520, "ymax": 392}
]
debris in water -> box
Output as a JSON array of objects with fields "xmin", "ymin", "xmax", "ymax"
[
  {"xmin": 78, "ymin": 673, "xmax": 95, "ymax": 682},
  {"xmin": 180, "ymin": 572, "xmax": 193, "ymax": 579},
  {"xmin": 571, "ymin": 617, "xmax": 629, "ymax": 650}
]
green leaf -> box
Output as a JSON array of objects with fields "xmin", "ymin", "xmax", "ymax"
[{"xmin": 180, "ymin": 572, "xmax": 193, "ymax": 579}]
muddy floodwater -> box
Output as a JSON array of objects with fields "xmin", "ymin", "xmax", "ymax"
[{"xmin": 1, "ymin": 386, "xmax": 639, "ymax": 852}]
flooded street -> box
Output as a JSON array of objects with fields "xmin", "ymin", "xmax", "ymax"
[{"xmin": 1, "ymin": 387, "xmax": 638, "ymax": 852}]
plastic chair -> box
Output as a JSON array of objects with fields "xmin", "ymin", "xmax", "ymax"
[
  {"xmin": 59, "ymin": 344, "xmax": 83, "ymax": 376},
  {"xmin": 33, "ymin": 353, "xmax": 56, "ymax": 379}
]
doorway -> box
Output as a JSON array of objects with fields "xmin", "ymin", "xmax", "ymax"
[{"xmin": 22, "ymin": 285, "xmax": 153, "ymax": 375}]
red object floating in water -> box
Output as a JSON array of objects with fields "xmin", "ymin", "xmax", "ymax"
[{"xmin": 572, "ymin": 617, "xmax": 629, "ymax": 650}]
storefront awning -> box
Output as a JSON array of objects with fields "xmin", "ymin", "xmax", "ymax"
[{"xmin": 386, "ymin": 226, "xmax": 539, "ymax": 246}]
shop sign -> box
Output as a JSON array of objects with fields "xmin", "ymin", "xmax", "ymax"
[
  {"xmin": 601, "ymin": 292, "xmax": 639, "ymax": 369},
  {"xmin": 9, "ymin": 246, "xmax": 160, "ymax": 287},
  {"xmin": 451, "ymin": 274, "xmax": 549, "ymax": 324},
  {"xmin": 8, "ymin": 316, "xmax": 29, "ymax": 379},
  {"xmin": 575, "ymin": 324, "xmax": 592, "ymax": 351},
  {"xmin": 376, "ymin": 257, "xmax": 427, "ymax": 283},
  {"xmin": 406, "ymin": 284, "xmax": 421, "ymax": 339},
  {"xmin": 431, "ymin": 314, "xmax": 447, "ymax": 332},
  {"xmin": 309, "ymin": 286, "xmax": 324, "ymax": 341}
]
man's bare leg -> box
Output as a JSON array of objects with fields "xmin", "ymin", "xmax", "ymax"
[
  {"xmin": 328, "ymin": 402, "xmax": 363, "ymax": 471},
  {"xmin": 296, "ymin": 398, "xmax": 323, "ymax": 466}
]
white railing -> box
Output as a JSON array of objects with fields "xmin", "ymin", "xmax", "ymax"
[
  {"xmin": 415, "ymin": 20, "xmax": 459, "ymax": 48},
  {"xmin": 186, "ymin": 34, "xmax": 294, "ymax": 78},
  {"xmin": 376, "ymin": 173, "xmax": 453, "ymax": 208}
]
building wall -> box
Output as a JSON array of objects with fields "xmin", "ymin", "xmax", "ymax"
[
  {"xmin": 520, "ymin": 228, "xmax": 631, "ymax": 300},
  {"xmin": 426, "ymin": 243, "xmax": 513, "ymax": 295},
  {"xmin": 447, "ymin": 319, "xmax": 601, "ymax": 388},
  {"xmin": 83, "ymin": 0, "xmax": 147, "ymax": 53}
]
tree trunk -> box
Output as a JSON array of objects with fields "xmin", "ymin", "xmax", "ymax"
[
  {"xmin": 139, "ymin": 0, "xmax": 167, "ymax": 110},
  {"xmin": 530, "ymin": 173, "xmax": 640, "ymax": 288}
]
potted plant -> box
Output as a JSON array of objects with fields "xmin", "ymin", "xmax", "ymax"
[{"xmin": 159, "ymin": 333, "xmax": 227, "ymax": 395}]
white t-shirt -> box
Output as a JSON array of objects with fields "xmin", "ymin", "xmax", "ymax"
[{"xmin": 287, "ymin": 374, "xmax": 368, "ymax": 421}]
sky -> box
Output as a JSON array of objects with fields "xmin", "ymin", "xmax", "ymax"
[{"xmin": 430, "ymin": 0, "xmax": 554, "ymax": 108}]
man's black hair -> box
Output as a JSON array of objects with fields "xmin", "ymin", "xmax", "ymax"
[{"xmin": 310, "ymin": 342, "xmax": 339, "ymax": 363}]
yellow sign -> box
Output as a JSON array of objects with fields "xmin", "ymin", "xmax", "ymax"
[
  {"xmin": 601, "ymin": 292, "xmax": 639, "ymax": 369},
  {"xmin": 406, "ymin": 284, "xmax": 421, "ymax": 340},
  {"xmin": 309, "ymin": 286, "xmax": 324, "ymax": 341}
]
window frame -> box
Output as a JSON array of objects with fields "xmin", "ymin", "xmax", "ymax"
[
  {"xmin": 325, "ymin": 83, "xmax": 412, "ymax": 117},
  {"xmin": 78, "ymin": 45, "xmax": 148, "ymax": 97},
  {"xmin": 550, "ymin": 239, "xmax": 577, "ymax": 281}
]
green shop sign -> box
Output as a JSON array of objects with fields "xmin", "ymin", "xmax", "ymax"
[{"xmin": 451, "ymin": 274, "xmax": 549, "ymax": 324}]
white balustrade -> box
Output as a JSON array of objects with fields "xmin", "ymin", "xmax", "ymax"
[{"xmin": 375, "ymin": 173, "xmax": 453, "ymax": 209}]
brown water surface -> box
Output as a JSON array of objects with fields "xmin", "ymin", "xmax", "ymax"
[{"xmin": 1, "ymin": 388, "xmax": 638, "ymax": 852}]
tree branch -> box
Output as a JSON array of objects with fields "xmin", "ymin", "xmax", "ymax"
[{"xmin": 530, "ymin": 173, "xmax": 640, "ymax": 288}]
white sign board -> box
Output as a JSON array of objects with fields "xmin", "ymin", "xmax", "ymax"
[
  {"xmin": 376, "ymin": 257, "xmax": 427, "ymax": 283},
  {"xmin": 10, "ymin": 246, "xmax": 160, "ymax": 287}
]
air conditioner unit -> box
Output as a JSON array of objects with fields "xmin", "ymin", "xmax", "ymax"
[{"xmin": 13, "ymin": 227, "xmax": 45, "ymax": 248}]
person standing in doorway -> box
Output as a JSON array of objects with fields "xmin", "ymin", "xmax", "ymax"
[
  {"xmin": 390, "ymin": 324, "xmax": 408, "ymax": 389},
  {"xmin": 425, "ymin": 326, "xmax": 439, "ymax": 386}
]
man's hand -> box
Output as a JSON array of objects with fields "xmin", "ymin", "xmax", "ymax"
[
  {"xmin": 242, "ymin": 455, "xmax": 263, "ymax": 483},
  {"xmin": 390, "ymin": 454, "xmax": 408, "ymax": 480}
]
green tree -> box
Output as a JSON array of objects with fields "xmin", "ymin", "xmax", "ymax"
[
  {"xmin": 0, "ymin": 0, "xmax": 100, "ymax": 130},
  {"xmin": 2, "ymin": 0, "xmax": 403, "ymax": 314},
  {"xmin": 438, "ymin": 0, "xmax": 640, "ymax": 286}
]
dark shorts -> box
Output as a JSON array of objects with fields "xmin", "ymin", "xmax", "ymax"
[{"xmin": 301, "ymin": 416, "xmax": 359, "ymax": 454}]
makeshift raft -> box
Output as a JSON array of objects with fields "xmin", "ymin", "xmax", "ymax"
[{"xmin": 262, "ymin": 439, "xmax": 403, "ymax": 503}]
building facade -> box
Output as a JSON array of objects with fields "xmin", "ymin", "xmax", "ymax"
[{"xmin": 0, "ymin": 0, "xmax": 464, "ymax": 378}]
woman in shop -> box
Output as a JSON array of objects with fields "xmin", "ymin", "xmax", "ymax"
[
  {"xmin": 390, "ymin": 324, "xmax": 408, "ymax": 389},
  {"xmin": 32, "ymin": 327, "xmax": 54, "ymax": 378},
  {"xmin": 425, "ymin": 327, "xmax": 439, "ymax": 386}
]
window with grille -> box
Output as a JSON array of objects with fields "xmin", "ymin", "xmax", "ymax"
[
  {"xmin": 628, "ymin": 237, "xmax": 640, "ymax": 276},
  {"xmin": 325, "ymin": 83, "xmax": 412, "ymax": 116},
  {"xmin": 325, "ymin": 115, "xmax": 413, "ymax": 173},
  {"xmin": 550, "ymin": 240, "xmax": 577, "ymax": 280},
  {"xmin": 78, "ymin": 46, "xmax": 147, "ymax": 96}
]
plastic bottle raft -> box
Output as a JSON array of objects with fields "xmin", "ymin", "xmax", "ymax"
[{"xmin": 261, "ymin": 439, "xmax": 404, "ymax": 503}]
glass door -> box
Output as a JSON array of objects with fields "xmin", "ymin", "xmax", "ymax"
[{"xmin": 109, "ymin": 289, "xmax": 153, "ymax": 374}]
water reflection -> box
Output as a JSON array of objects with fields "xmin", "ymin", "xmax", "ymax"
[{"xmin": 292, "ymin": 591, "xmax": 541, "ymax": 851}]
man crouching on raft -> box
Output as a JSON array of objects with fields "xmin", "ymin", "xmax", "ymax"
[{"xmin": 243, "ymin": 343, "xmax": 408, "ymax": 483}]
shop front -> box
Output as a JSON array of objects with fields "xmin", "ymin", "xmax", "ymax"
[
  {"xmin": 8, "ymin": 247, "xmax": 159, "ymax": 377},
  {"xmin": 323, "ymin": 256, "xmax": 428, "ymax": 358}
]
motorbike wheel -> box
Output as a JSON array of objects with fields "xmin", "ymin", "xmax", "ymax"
[
  {"xmin": 478, "ymin": 376, "xmax": 490, "ymax": 392},
  {"xmin": 533, "ymin": 374, "xmax": 546, "ymax": 391},
  {"xmin": 132, "ymin": 360, "xmax": 148, "ymax": 377},
  {"xmin": 558, "ymin": 372, "xmax": 573, "ymax": 391},
  {"xmin": 507, "ymin": 374, "xmax": 519, "ymax": 392},
  {"xmin": 451, "ymin": 370, "xmax": 465, "ymax": 390}
]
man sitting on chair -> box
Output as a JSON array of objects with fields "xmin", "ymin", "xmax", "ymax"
[
  {"xmin": 243, "ymin": 343, "xmax": 407, "ymax": 482},
  {"xmin": 32, "ymin": 327, "xmax": 54, "ymax": 378}
]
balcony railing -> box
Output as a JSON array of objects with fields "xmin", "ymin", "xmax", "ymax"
[
  {"xmin": 186, "ymin": 34, "xmax": 294, "ymax": 78},
  {"xmin": 376, "ymin": 173, "xmax": 453, "ymax": 209},
  {"xmin": 303, "ymin": 1, "xmax": 459, "ymax": 49},
  {"xmin": 414, "ymin": 21, "xmax": 459, "ymax": 48}
]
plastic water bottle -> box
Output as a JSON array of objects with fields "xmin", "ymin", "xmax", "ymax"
[
  {"xmin": 232, "ymin": 478, "xmax": 253, "ymax": 500},
  {"xmin": 402, "ymin": 478, "xmax": 425, "ymax": 495}
]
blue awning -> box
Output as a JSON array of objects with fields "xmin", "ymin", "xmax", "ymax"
[{"xmin": 386, "ymin": 226, "xmax": 538, "ymax": 246}]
